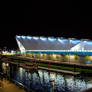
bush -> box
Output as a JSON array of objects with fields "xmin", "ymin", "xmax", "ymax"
[
  {"xmin": 56, "ymin": 55, "xmax": 60, "ymax": 60},
  {"xmin": 35, "ymin": 53, "xmax": 39, "ymax": 58},
  {"xmin": 64, "ymin": 54, "xmax": 68, "ymax": 61},
  {"xmin": 26, "ymin": 53, "xmax": 31, "ymax": 57},
  {"xmin": 75, "ymin": 55, "xmax": 79, "ymax": 60},
  {"xmin": 85, "ymin": 55, "xmax": 90, "ymax": 61},
  {"xmin": 47, "ymin": 54, "xmax": 51, "ymax": 60}
]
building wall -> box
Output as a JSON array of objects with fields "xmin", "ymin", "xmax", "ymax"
[
  {"xmin": 24, "ymin": 52, "xmax": 92, "ymax": 64},
  {"xmin": 16, "ymin": 36, "xmax": 85, "ymax": 50}
]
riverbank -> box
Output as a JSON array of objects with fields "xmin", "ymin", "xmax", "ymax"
[
  {"xmin": 2, "ymin": 55, "xmax": 92, "ymax": 74},
  {"xmin": 0, "ymin": 78, "xmax": 25, "ymax": 92},
  {"xmin": 1, "ymin": 56, "xmax": 92, "ymax": 92}
]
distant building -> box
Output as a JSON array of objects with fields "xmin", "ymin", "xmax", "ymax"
[{"xmin": 16, "ymin": 35, "xmax": 92, "ymax": 56}]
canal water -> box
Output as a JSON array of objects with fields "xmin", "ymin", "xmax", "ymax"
[{"xmin": 1, "ymin": 61, "xmax": 92, "ymax": 92}]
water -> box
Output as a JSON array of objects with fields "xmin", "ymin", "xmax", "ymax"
[{"xmin": 1, "ymin": 62, "xmax": 92, "ymax": 92}]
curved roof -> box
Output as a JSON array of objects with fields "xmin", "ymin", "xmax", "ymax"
[{"xmin": 16, "ymin": 35, "xmax": 92, "ymax": 52}]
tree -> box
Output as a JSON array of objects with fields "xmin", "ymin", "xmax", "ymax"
[
  {"xmin": 42, "ymin": 53, "xmax": 46, "ymax": 59},
  {"xmin": 31, "ymin": 52, "xmax": 34, "ymax": 57},
  {"xmin": 56, "ymin": 55, "xmax": 60, "ymax": 60},
  {"xmin": 15, "ymin": 50, "xmax": 17, "ymax": 55},
  {"xmin": 75, "ymin": 55, "xmax": 79, "ymax": 60},
  {"xmin": 74, "ymin": 53, "xmax": 79, "ymax": 60},
  {"xmin": 64, "ymin": 54, "xmax": 68, "ymax": 61},
  {"xmin": 35, "ymin": 53, "xmax": 39, "ymax": 58},
  {"xmin": 26, "ymin": 53, "xmax": 31, "ymax": 57},
  {"xmin": 18, "ymin": 51, "xmax": 21, "ymax": 56},
  {"xmin": 48, "ymin": 54, "xmax": 51, "ymax": 60},
  {"xmin": 85, "ymin": 55, "xmax": 90, "ymax": 61}
]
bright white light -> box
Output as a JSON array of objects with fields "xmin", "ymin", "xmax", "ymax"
[
  {"xmin": 70, "ymin": 40, "xmax": 81, "ymax": 44},
  {"xmin": 58, "ymin": 38, "xmax": 63, "ymax": 43},
  {"xmin": 58, "ymin": 38, "xmax": 66, "ymax": 44},
  {"xmin": 51, "ymin": 72, "xmax": 55, "ymax": 80},
  {"xmin": 16, "ymin": 39, "xmax": 25, "ymax": 53},
  {"xmin": 22, "ymin": 36, "xmax": 26, "ymax": 39},
  {"xmin": 27, "ymin": 36, "xmax": 32, "ymax": 40},
  {"xmin": 48, "ymin": 37, "xmax": 56, "ymax": 42},
  {"xmin": 19, "ymin": 67, "xmax": 23, "ymax": 77},
  {"xmin": 86, "ymin": 41, "xmax": 92, "ymax": 45},
  {"xmin": 40, "ymin": 37, "xmax": 47, "ymax": 41},
  {"xmin": 16, "ymin": 36, "xmax": 21, "ymax": 39},
  {"xmin": 6, "ymin": 63, "xmax": 9, "ymax": 66},
  {"xmin": 33, "ymin": 37, "xmax": 39, "ymax": 40}
]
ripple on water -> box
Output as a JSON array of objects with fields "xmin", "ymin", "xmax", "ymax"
[{"xmin": 5, "ymin": 66, "xmax": 92, "ymax": 92}]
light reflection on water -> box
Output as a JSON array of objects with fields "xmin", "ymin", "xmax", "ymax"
[
  {"xmin": 1, "ymin": 62, "xmax": 92, "ymax": 92},
  {"xmin": 10, "ymin": 67, "xmax": 92, "ymax": 92}
]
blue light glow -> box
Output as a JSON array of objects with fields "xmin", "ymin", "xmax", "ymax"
[
  {"xmin": 33, "ymin": 37, "xmax": 39, "ymax": 40},
  {"xmin": 16, "ymin": 36, "xmax": 21, "ymax": 39},
  {"xmin": 58, "ymin": 38, "xmax": 67, "ymax": 44},
  {"xmin": 86, "ymin": 41, "xmax": 92, "ymax": 45},
  {"xmin": 40, "ymin": 37, "xmax": 47, "ymax": 41},
  {"xmin": 25, "ymin": 50, "xmax": 92, "ymax": 55},
  {"xmin": 58, "ymin": 38, "xmax": 63, "ymax": 43},
  {"xmin": 27, "ymin": 36, "xmax": 32, "ymax": 40},
  {"xmin": 48, "ymin": 37, "xmax": 56, "ymax": 42},
  {"xmin": 70, "ymin": 40, "xmax": 81, "ymax": 44},
  {"xmin": 85, "ymin": 61, "xmax": 92, "ymax": 64},
  {"xmin": 22, "ymin": 36, "xmax": 26, "ymax": 39}
]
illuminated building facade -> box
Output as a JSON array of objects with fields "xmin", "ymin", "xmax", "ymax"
[
  {"xmin": 16, "ymin": 35, "xmax": 92, "ymax": 55},
  {"xmin": 16, "ymin": 35, "xmax": 92, "ymax": 64}
]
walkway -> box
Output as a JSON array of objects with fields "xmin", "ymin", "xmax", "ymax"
[
  {"xmin": 0, "ymin": 79, "xmax": 25, "ymax": 92},
  {"xmin": 38, "ymin": 66, "xmax": 80, "ymax": 75},
  {"xmin": 11, "ymin": 55, "xmax": 92, "ymax": 67}
]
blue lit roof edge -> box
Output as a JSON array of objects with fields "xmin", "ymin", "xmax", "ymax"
[{"xmin": 15, "ymin": 35, "xmax": 91, "ymax": 41}]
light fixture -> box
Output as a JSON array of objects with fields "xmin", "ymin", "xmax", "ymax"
[
  {"xmin": 16, "ymin": 35, "xmax": 21, "ymax": 39},
  {"xmin": 22, "ymin": 36, "xmax": 26, "ymax": 39},
  {"xmin": 48, "ymin": 37, "xmax": 56, "ymax": 42},
  {"xmin": 27, "ymin": 36, "xmax": 32, "ymax": 40},
  {"xmin": 70, "ymin": 40, "xmax": 81, "ymax": 44},
  {"xmin": 58, "ymin": 38, "xmax": 67, "ymax": 44},
  {"xmin": 33, "ymin": 37, "xmax": 39, "ymax": 40},
  {"xmin": 40, "ymin": 37, "xmax": 47, "ymax": 41}
]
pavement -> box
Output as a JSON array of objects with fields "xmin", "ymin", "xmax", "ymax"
[
  {"xmin": 38, "ymin": 66, "xmax": 80, "ymax": 75},
  {"xmin": 0, "ymin": 79, "xmax": 25, "ymax": 92}
]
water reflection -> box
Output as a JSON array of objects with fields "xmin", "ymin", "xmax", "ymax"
[
  {"xmin": 1, "ymin": 62, "xmax": 92, "ymax": 92},
  {"xmin": 12, "ymin": 68, "xmax": 92, "ymax": 92}
]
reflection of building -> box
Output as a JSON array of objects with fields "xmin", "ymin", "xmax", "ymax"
[{"xmin": 16, "ymin": 35, "xmax": 92, "ymax": 64}]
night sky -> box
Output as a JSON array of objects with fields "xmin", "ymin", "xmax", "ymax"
[{"xmin": 0, "ymin": 3, "xmax": 92, "ymax": 49}]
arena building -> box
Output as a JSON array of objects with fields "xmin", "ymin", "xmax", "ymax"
[{"xmin": 16, "ymin": 35, "xmax": 92, "ymax": 64}]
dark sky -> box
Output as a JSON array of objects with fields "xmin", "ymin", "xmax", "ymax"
[{"xmin": 0, "ymin": 2, "xmax": 92, "ymax": 49}]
